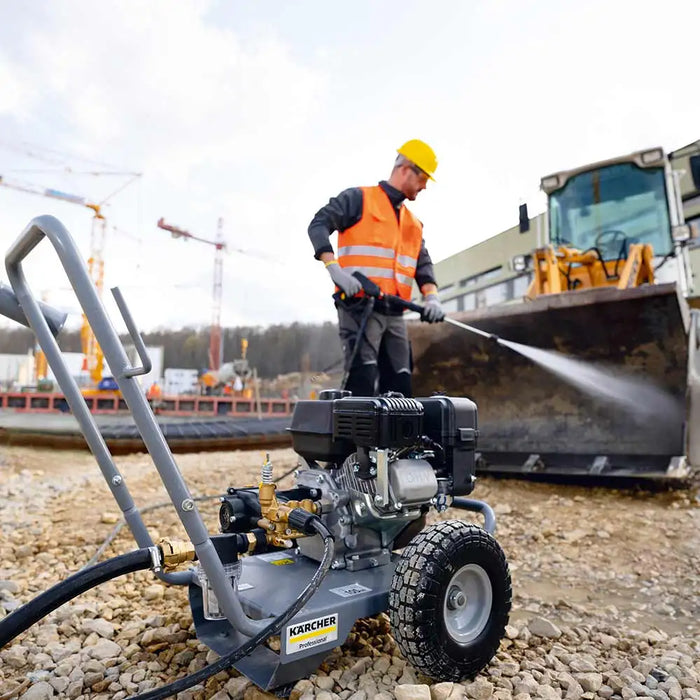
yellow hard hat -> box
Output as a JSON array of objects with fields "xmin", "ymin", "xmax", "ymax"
[{"xmin": 397, "ymin": 139, "xmax": 438, "ymax": 181}]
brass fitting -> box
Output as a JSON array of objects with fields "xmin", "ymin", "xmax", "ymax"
[
  {"xmin": 158, "ymin": 538, "xmax": 196, "ymax": 570},
  {"xmin": 258, "ymin": 482, "xmax": 277, "ymax": 512},
  {"xmin": 257, "ymin": 484, "xmax": 320, "ymax": 547},
  {"xmin": 246, "ymin": 532, "xmax": 258, "ymax": 554}
]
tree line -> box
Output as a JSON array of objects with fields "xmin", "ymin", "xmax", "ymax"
[{"xmin": 0, "ymin": 323, "xmax": 344, "ymax": 379}]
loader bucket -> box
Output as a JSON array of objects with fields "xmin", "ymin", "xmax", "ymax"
[{"xmin": 409, "ymin": 283, "xmax": 692, "ymax": 480}]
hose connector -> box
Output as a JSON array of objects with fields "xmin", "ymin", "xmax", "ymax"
[
  {"xmin": 158, "ymin": 538, "xmax": 196, "ymax": 570},
  {"xmin": 288, "ymin": 508, "xmax": 333, "ymax": 539}
]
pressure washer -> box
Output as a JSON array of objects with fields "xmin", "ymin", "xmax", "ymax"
[{"xmin": 0, "ymin": 216, "xmax": 512, "ymax": 697}]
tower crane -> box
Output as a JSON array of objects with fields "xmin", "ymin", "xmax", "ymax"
[
  {"xmin": 0, "ymin": 175, "xmax": 106, "ymax": 384},
  {"xmin": 157, "ymin": 217, "xmax": 226, "ymax": 370}
]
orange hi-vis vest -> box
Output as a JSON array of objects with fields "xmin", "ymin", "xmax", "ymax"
[{"xmin": 337, "ymin": 186, "xmax": 423, "ymax": 301}]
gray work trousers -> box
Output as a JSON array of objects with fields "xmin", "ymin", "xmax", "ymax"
[{"xmin": 337, "ymin": 301, "xmax": 412, "ymax": 397}]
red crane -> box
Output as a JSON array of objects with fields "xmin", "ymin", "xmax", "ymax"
[{"xmin": 157, "ymin": 217, "xmax": 226, "ymax": 370}]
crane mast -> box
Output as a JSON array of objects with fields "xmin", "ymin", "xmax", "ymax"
[
  {"xmin": 82, "ymin": 203, "xmax": 106, "ymax": 383},
  {"xmin": 156, "ymin": 217, "xmax": 226, "ymax": 370}
]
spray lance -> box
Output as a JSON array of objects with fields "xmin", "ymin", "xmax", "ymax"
[
  {"xmin": 335, "ymin": 272, "xmax": 502, "ymax": 391},
  {"xmin": 349, "ymin": 272, "xmax": 502, "ymax": 343}
]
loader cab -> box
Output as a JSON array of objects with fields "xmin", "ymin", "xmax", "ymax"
[
  {"xmin": 540, "ymin": 147, "xmax": 694, "ymax": 294},
  {"xmin": 542, "ymin": 150, "xmax": 675, "ymax": 261}
]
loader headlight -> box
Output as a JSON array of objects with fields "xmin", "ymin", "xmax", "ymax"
[
  {"xmin": 540, "ymin": 175, "xmax": 560, "ymax": 192},
  {"xmin": 512, "ymin": 254, "xmax": 527, "ymax": 272},
  {"xmin": 640, "ymin": 148, "xmax": 664, "ymax": 166}
]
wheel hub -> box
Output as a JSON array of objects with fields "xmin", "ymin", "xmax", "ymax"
[
  {"xmin": 443, "ymin": 563, "xmax": 492, "ymax": 644},
  {"xmin": 446, "ymin": 586, "xmax": 467, "ymax": 610}
]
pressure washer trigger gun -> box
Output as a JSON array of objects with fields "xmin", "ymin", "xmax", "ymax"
[
  {"xmin": 351, "ymin": 271, "xmax": 382, "ymax": 298},
  {"xmin": 351, "ymin": 272, "xmax": 502, "ymax": 344},
  {"xmin": 333, "ymin": 271, "xmax": 382, "ymax": 302},
  {"xmin": 352, "ymin": 271, "xmax": 425, "ymax": 314},
  {"xmin": 331, "ymin": 271, "xmax": 376, "ymax": 303}
]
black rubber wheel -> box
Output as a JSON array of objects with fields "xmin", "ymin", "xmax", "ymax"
[{"xmin": 388, "ymin": 520, "xmax": 511, "ymax": 681}]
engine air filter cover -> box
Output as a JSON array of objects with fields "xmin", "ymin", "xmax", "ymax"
[{"xmin": 332, "ymin": 396, "xmax": 423, "ymax": 449}]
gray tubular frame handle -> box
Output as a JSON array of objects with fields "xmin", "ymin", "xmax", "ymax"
[
  {"xmin": 5, "ymin": 215, "xmax": 267, "ymax": 636},
  {"xmin": 111, "ymin": 287, "xmax": 152, "ymax": 377},
  {"xmin": 451, "ymin": 498, "xmax": 497, "ymax": 534}
]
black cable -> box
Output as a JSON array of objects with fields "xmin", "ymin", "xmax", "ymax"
[
  {"xmin": 654, "ymin": 250, "xmax": 676, "ymax": 272},
  {"xmin": 0, "ymin": 548, "xmax": 153, "ymax": 648},
  {"xmin": 340, "ymin": 296, "xmax": 375, "ymax": 391},
  {"xmin": 130, "ymin": 517, "xmax": 334, "ymax": 700}
]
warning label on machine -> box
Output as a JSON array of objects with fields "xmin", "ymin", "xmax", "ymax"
[
  {"xmin": 259, "ymin": 551, "xmax": 295, "ymax": 563},
  {"xmin": 285, "ymin": 613, "xmax": 338, "ymax": 654}
]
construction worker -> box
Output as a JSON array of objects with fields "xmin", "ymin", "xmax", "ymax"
[
  {"xmin": 308, "ymin": 139, "xmax": 445, "ymax": 398},
  {"xmin": 146, "ymin": 381, "xmax": 162, "ymax": 400}
]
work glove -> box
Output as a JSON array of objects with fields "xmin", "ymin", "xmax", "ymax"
[
  {"xmin": 326, "ymin": 261, "xmax": 363, "ymax": 297},
  {"xmin": 421, "ymin": 293, "xmax": 445, "ymax": 323}
]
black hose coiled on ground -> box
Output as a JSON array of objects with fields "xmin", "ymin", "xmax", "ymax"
[
  {"xmin": 130, "ymin": 515, "xmax": 335, "ymax": 700},
  {"xmin": 0, "ymin": 548, "xmax": 153, "ymax": 648}
]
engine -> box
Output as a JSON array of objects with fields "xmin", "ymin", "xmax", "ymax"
[
  {"xmin": 287, "ymin": 392, "xmax": 478, "ymax": 570},
  {"xmin": 219, "ymin": 392, "xmax": 479, "ymax": 572}
]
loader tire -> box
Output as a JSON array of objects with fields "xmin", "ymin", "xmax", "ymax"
[{"xmin": 389, "ymin": 520, "xmax": 511, "ymax": 682}]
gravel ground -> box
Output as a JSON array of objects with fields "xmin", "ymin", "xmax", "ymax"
[{"xmin": 0, "ymin": 445, "xmax": 699, "ymax": 700}]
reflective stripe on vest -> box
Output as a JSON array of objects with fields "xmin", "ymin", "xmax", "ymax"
[
  {"xmin": 342, "ymin": 266, "xmax": 395, "ymax": 279},
  {"xmin": 336, "ymin": 186, "xmax": 423, "ymax": 300},
  {"xmin": 338, "ymin": 245, "xmax": 395, "ymax": 259},
  {"xmin": 397, "ymin": 254, "xmax": 418, "ymax": 268},
  {"xmin": 342, "ymin": 266, "xmax": 415, "ymax": 289}
]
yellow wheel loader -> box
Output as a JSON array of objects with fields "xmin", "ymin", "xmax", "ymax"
[{"xmin": 409, "ymin": 146, "xmax": 700, "ymax": 480}]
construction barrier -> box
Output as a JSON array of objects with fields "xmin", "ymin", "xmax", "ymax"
[{"xmin": 0, "ymin": 392, "xmax": 296, "ymax": 417}]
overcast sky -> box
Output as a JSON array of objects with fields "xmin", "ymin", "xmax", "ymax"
[{"xmin": 1, "ymin": 0, "xmax": 698, "ymax": 340}]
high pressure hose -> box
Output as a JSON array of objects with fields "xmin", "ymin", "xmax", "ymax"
[
  {"xmin": 130, "ymin": 514, "xmax": 335, "ymax": 700},
  {"xmin": 0, "ymin": 547, "xmax": 154, "ymax": 648},
  {"xmin": 0, "ymin": 515, "xmax": 334, "ymax": 699}
]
